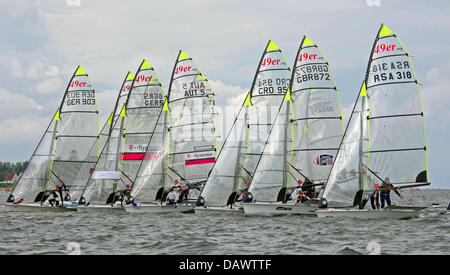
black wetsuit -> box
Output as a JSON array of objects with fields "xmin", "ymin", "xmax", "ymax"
[
  {"xmin": 302, "ymin": 180, "xmax": 315, "ymax": 199},
  {"xmin": 48, "ymin": 192, "xmax": 59, "ymax": 207}
]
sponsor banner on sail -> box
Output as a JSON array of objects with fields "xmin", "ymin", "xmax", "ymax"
[
  {"xmin": 184, "ymin": 151, "xmax": 216, "ymax": 166},
  {"xmin": 313, "ymin": 154, "xmax": 334, "ymax": 166},
  {"xmin": 92, "ymin": 171, "xmax": 121, "ymax": 180},
  {"xmin": 121, "ymin": 144, "xmax": 163, "ymax": 160}
]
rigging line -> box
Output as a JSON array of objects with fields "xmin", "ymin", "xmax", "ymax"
[
  {"xmin": 64, "ymin": 89, "xmax": 94, "ymax": 93},
  {"xmin": 53, "ymin": 160, "xmax": 97, "ymax": 164},
  {"xmin": 120, "ymin": 170, "xmax": 134, "ymax": 184},
  {"xmin": 288, "ymin": 163, "xmax": 311, "ymax": 182},
  {"xmin": 290, "ymin": 148, "xmax": 339, "ymax": 152},
  {"xmin": 166, "ymin": 166, "xmax": 184, "ymax": 180},
  {"xmin": 51, "ymin": 170, "xmax": 66, "ymax": 186},
  {"xmin": 295, "ymin": 62, "xmax": 328, "ymax": 68},
  {"xmin": 60, "ymin": 110, "xmax": 98, "ymax": 114},
  {"xmin": 292, "ymin": 87, "xmax": 336, "ymax": 93},
  {"xmin": 171, "ymin": 72, "xmax": 202, "ymax": 81},
  {"xmin": 292, "ymin": 116, "xmax": 341, "ymax": 122},
  {"xmin": 258, "ymin": 68, "xmax": 291, "ymax": 73},
  {"xmin": 368, "ymin": 113, "xmax": 422, "ymax": 120},
  {"xmin": 238, "ymin": 164, "xmax": 254, "ymax": 178},
  {"xmin": 362, "ymin": 147, "xmax": 425, "ymax": 154},
  {"xmin": 370, "ymin": 53, "xmax": 409, "ymax": 62},
  {"xmin": 56, "ymin": 135, "xmax": 99, "ymax": 138}
]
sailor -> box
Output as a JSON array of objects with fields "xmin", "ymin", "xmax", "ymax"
[
  {"xmin": 63, "ymin": 191, "xmax": 71, "ymax": 202},
  {"xmin": 122, "ymin": 191, "xmax": 134, "ymax": 206},
  {"xmin": 296, "ymin": 190, "xmax": 309, "ymax": 204},
  {"xmin": 166, "ymin": 188, "xmax": 179, "ymax": 205},
  {"xmin": 236, "ymin": 190, "xmax": 252, "ymax": 203},
  {"xmin": 302, "ymin": 179, "xmax": 315, "ymax": 199},
  {"xmin": 179, "ymin": 178, "xmax": 190, "ymax": 202},
  {"xmin": 370, "ymin": 184, "xmax": 380, "ymax": 210},
  {"xmin": 13, "ymin": 198, "xmax": 23, "ymax": 205},
  {"xmin": 380, "ymin": 177, "xmax": 401, "ymax": 208},
  {"xmin": 48, "ymin": 191, "xmax": 59, "ymax": 207}
]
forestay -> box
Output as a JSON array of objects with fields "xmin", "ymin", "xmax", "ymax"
[
  {"xmin": 131, "ymin": 50, "xmax": 218, "ymax": 203},
  {"xmin": 7, "ymin": 66, "xmax": 100, "ymax": 203},
  {"xmin": 199, "ymin": 41, "xmax": 291, "ymax": 207},
  {"xmin": 321, "ymin": 25, "xmax": 428, "ymax": 207},
  {"xmin": 80, "ymin": 60, "xmax": 165, "ymax": 205},
  {"xmin": 249, "ymin": 36, "xmax": 344, "ymax": 202}
]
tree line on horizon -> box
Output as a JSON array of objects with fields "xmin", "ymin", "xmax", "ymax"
[{"xmin": 0, "ymin": 161, "xmax": 28, "ymax": 181}]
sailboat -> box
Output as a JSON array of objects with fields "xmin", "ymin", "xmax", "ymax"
[
  {"xmin": 243, "ymin": 36, "xmax": 344, "ymax": 216},
  {"xmin": 5, "ymin": 66, "xmax": 100, "ymax": 212},
  {"xmin": 316, "ymin": 24, "xmax": 430, "ymax": 219},
  {"xmin": 77, "ymin": 60, "xmax": 166, "ymax": 211},
  {"xmin": 126, "ymin": 50, "xmax": 218, "ymax": 213},
  {"xmin": 195, "ymin": 40, "xmax": 291, "ymax": 213}
]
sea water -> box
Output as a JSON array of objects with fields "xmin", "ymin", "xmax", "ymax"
[{"xmin": 0, "ymin": 189, "xmax": 448, "ymax": 255}]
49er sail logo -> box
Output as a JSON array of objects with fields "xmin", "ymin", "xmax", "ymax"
[
  {"xmin": 70, "ymin": 80, "xmax": 88, "ymax": 88},
  {"xmin": 175, "ymin": 66, "xmax": 192, "ymax": 75},
  {"xmin": 298, "ymin": 52, "xmax": 317, "ymax": 62},
  {"xmin": 261, "ymin": 57, "xmax": 281, "ymax": 67}
]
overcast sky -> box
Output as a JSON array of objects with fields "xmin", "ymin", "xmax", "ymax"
[{"xmin": 0, "ymin": 0, "xmax": 448, "ymax": 188}]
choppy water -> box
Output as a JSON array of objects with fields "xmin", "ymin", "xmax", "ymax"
[{"xmin": 0, "ymin": 189, "xmax": 448, "ymax": 255}]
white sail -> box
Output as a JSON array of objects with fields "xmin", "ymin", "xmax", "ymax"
[
  {"xmin": 199, "ymin": 41, "xmax": 291, "ymax": 207},
  {"xmin": 131, "ymin": 50, "xmax": 218, "ymax": 203},
  {"xmin": 321, "ymin": 24, "xmax": 429, "ymax": 208},
  {"xmin": 80, "ymin": 60, "xmax": 166, "ymax": 205},
  {"xmin": 7, "ymin": 66, "xmax": 100, "ymax": 203},
  {"xmin": 249, "ymin": 36, "xmax": 344, "ymax": 203}
]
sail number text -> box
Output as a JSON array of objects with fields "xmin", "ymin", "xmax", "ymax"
[
  {"xmin": 295, "ymin": 64, "xmax": 330, "ymax": 83},
  {"xmin": 371, "ymin": 61, "xmax": 413, "ymax": 83},
  {"xmin": 256, "ymin": 78, "xmax": 290, "ymax": 94},
  {"xmin": 66, "ymin": 91, "xmax": 95, "ymax": 105}
]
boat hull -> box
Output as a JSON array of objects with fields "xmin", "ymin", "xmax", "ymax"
[
  {"xmin": 243, "ymin": 202, "xmax": 317, "ymax": 216},
  {"xmin": 194, "ymin": 205, "xmax": 244, "ymax": 214},
  {"xmin": 75, "ymin": 204, "xmax": 126, "ymax": 213},
  {"xmin": 316, "ymin": 207, "xmax": 424, "ymax": 220},
  {"xmin": 4, "ymin": 203, "xmax": 77, "ymax": 212},
  {"xmin": 125, "ymin": 203, "xmax": 194, "ymax": 213}
]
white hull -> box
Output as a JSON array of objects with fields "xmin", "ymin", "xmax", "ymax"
[
  {"xmin": 243, "ymin": 202, "xmax": 318, "ymax": 216},
  {"xmin": 75, "ymin": 204, "xmax": 126, "ymax": 213},
  {"xmin": 194, "ymin": 205, "xmax": 244, "ymax": 214},
  {"xmin": 4, "ymin": 203, "xmax": 77, "ymax": 212},
  {"xmin": 316, "ymin": 207, "xmax": 423, "ymax": 220},
  {"xmin": 125, "ymin": 203, "xmax": 194, "ymax": 213}
]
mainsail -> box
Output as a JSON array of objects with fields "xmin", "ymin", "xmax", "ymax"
[
  {"xmin": 321, "ymin": 24, "xmax": 429, "ymax": 208},
  {"xmin": 199, "ymin": 40, "xmax": 291, "ymax": 207},
  {"xmin": 79, "ymin": 60, "xmax": 166, "ymax": 205},
  {"xmin": 7, "ymin": 66, "xmax": 100, "ymax": 203},
  {"xmin": 130, "ymin": 50, "xmax": 218, "ymax": 203},
  {"xmin": 84, "ymin": 71, "xmax": 135, "ymax": 181},
  {"xmin": 248, "ymin": 36, "xmax": 344, "ymax": 203}
]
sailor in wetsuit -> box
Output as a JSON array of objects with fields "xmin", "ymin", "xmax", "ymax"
[
  {"xmin": 301, "ymin": 179, "xmax": 315, "ymax": 199},
  {"xmin": 166, "ymin": 188, "xmax": 179, "ymax": 205},
  {"xmin": 380, "ymin": 177, "xmax": 401, "ymax": 208},
  {"xmin": 48, "ymin": 191, "xmax": 59, "ymax": 207},
  {"xmin": 121, "ymin": 191, "xmax": 134, "ymax": 206},
  {"xmin": 370, "ymin": 184, "xmax": 380, "ymax": 210}
]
